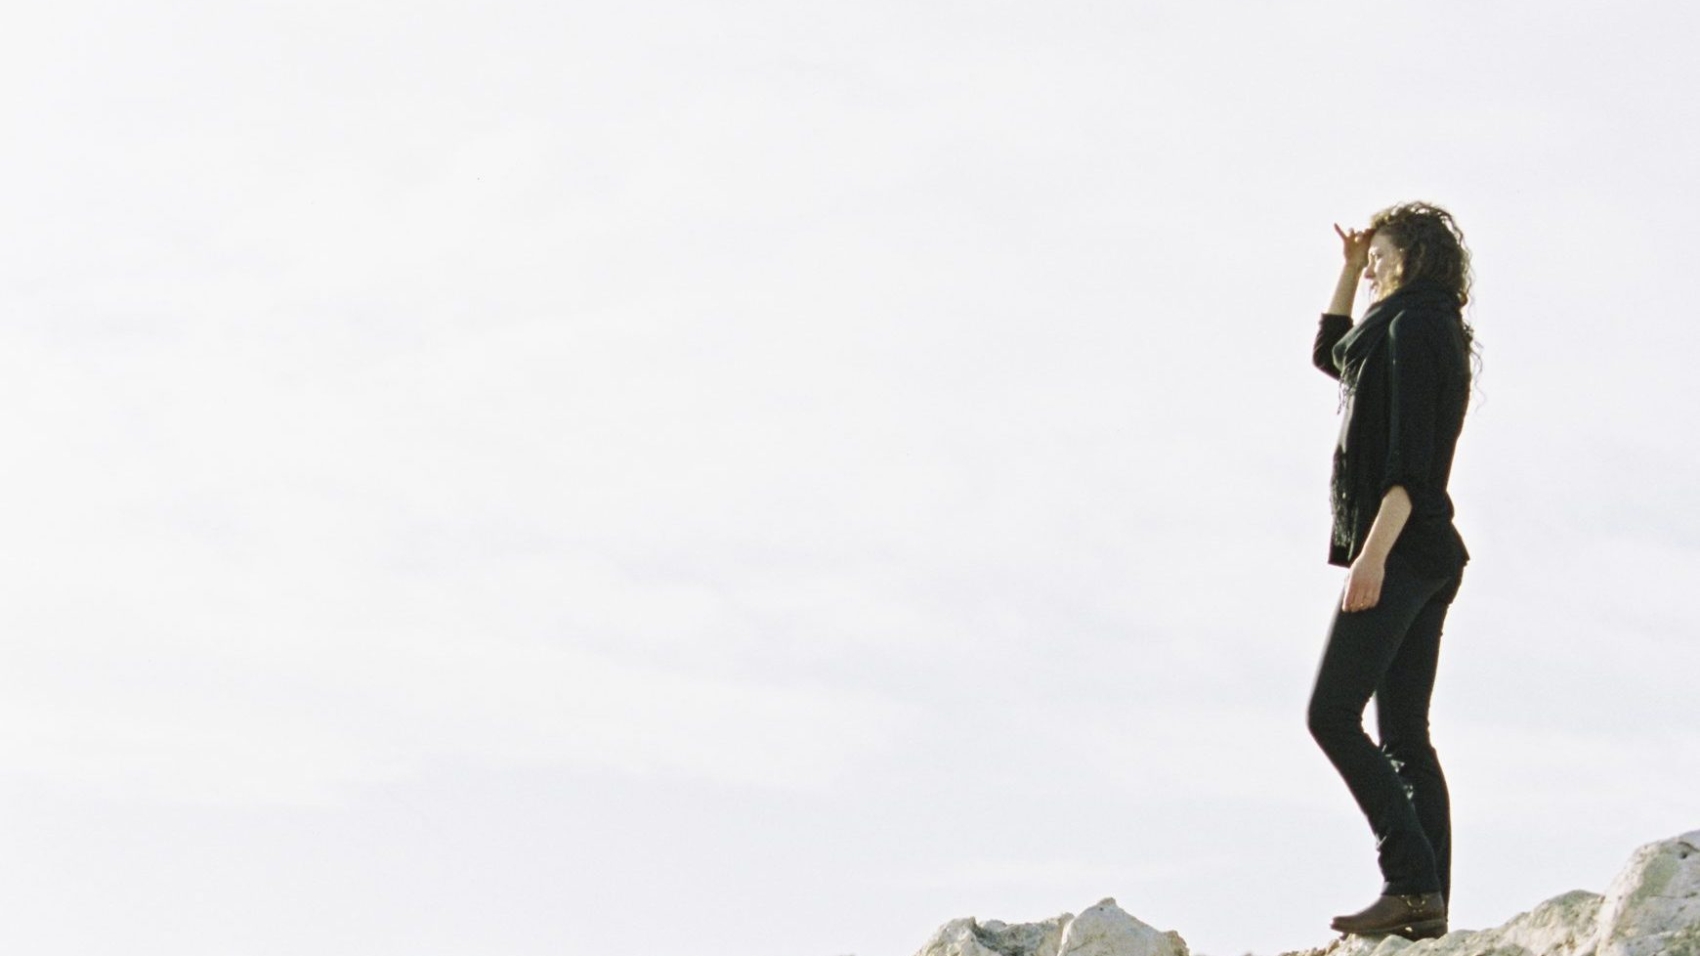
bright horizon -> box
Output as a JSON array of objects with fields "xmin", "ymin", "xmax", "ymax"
[{"xmin": 3, "ymin": 2, "xmax": 1697, "ymax": 955}]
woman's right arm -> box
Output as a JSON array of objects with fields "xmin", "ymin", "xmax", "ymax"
[
  {"xmin": 1315, "ymin": 225, "xmax": 1373, "ymax": 378},
  {"xmin": 1313, "ymin": 311, "xmax": 1353, "ymax": 379},
  {"xmin": 1327, "ymin": 260, "xmax": 1360, "ymax": 317},
  {"xmin": 1314, "ymin": 261, "xmax": 1362, "ymax": 379}
]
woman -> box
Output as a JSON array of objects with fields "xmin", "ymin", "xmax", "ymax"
[{"xmin": 1306, "ymin": 201, "xmax": 1477, "ymax": 941}]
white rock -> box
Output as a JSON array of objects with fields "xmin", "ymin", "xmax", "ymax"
[
  {"xmin": 1272, "ymin": 889, "xmax": 1605, "ymax": 956},
  {"xmin": 1272, "ymin": 832, "xmax": 1699, "ymax": 956},
  {"xmin": 907, "ymin": 899, "xmax": 1184, "ymax": 956},
  {"xmin": 908, "ymin": 830, "xmax": 1700, "ymax": 956},
  {"xmin": 1056, "ymin": 898, "xmax": 1187, "ymax": 956},
  {"xmin": 1591, "ymin": 829, "xmax": 1700, "ymax": 956},
  {"xmin": 1485, "ymin": 888, "xmax": 1604, "ymax": 955},
  {"xmin": 909, "ymin": 912, "xmax": 1072, "ymax": 956}
]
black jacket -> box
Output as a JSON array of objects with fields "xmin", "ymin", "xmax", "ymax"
[{"xmin": 1313, "ymin": 281, "xmax": 1471, "ymax": 578}]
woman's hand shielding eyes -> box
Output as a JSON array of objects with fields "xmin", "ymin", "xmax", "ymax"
[{"xmin": 1334, "ymin": 223, "xmax": 1375, "ymax": 271}]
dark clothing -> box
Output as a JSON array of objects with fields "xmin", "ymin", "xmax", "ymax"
[
  {"xmin": 1313, "ymin": 278, "xmax": 1471, "ymax": 579},
  {"xmin": 1307, "ymin": 279, "xmax": 1474, "ymax": 904},
  {"xmin": 1308, "ymin": 553, "xmax": 1462, "ymax": 901}
]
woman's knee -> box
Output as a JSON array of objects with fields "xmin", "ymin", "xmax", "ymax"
[{"xmin": 1307, "ymin": 693, "xmax": 1358, "ymax": 749}]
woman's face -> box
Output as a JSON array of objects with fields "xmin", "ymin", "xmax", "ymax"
[{"xmin": 1364, "ymin": 231, "xmax": 1404, "ymax": 300}]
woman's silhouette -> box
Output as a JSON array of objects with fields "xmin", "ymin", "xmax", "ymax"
[{"xmin": 1307, "ymin": 202, "xmax": 1478, "ymax": 941}]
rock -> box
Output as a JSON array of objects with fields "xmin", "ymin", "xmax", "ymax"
[
  {"xmin": 1480, "ymin": 888, "xmax": 1604, "ymax": 955},
  {"xmin": 1592, "ymin": 829, "xmax": 1700, "ymax": 956},
  {"xmin": 1270, "ymin": 830, "xmax": 1700, "ymax": 956},
  {"xmin": 1058, "ymin": 898, "xmax": 1187, "ymax": 956},
  {"xmin": 910, "ymin": 912, "xmax": 1072, "ymax": 956},
  {"xmin": 908, "ymin": 830, "xmax": 1700, "ymax": 956},
  {"xmin": 909, "ymin": 899, "xmax": 1184, "ymax": 956}
]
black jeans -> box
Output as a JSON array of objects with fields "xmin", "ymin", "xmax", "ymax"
[{"xmin": 1307, "ymin": 552, "xmax": 1463, "ymax": 901}]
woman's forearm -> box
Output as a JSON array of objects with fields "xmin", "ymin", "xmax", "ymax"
[
  {"xmin": 1356, "ymin": 485, "xmax": 1412, "ymax": 565},
  {"xmin": 1328, "ymin": 263, "xmax": 1361, "ymax": 317}
]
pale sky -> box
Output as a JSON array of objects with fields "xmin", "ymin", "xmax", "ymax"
[{"xmin": 2, "ymin": 2, "xmax": 1697, "ymax": 955}]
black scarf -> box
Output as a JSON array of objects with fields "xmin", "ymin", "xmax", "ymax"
[{"xmin": 1327, "ymin": 276, "xmax": 1460, "ymax": 550}]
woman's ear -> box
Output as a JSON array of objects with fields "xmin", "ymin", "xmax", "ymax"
[{"xmin": 1397, "ymin": 245, "xmax": 1420, "ymax": 282}]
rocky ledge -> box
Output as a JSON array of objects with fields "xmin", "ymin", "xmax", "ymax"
[{"xmin": 908, "ymin": 829, "xmax": 1700, "ymax": 956}]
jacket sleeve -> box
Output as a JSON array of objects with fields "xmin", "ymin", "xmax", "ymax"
[
  {"xmin": 1313, "ymin": 313, "xmax": 1353, "ymax": 379},
  {"xmin": 1380, "ymin": 311, "xmax": 1440, "ymax": 498}
]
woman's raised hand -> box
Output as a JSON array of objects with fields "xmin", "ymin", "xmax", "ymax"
[{"xmin": 1334, "ymin": 223, "xmax": 1375, "ymax": 269}]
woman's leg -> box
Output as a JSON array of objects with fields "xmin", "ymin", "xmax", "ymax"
[
  {"xmin": 1375, "ymin": 569, "xmax": 1462, "ymax": 905},
  {"xmin": 1307, "ymin": 561, "xmax": 1451, "ymax": 896}
]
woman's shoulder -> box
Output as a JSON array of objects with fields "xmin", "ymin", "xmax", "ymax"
[
  {"xmin": 1388, "ymin": 297, "xmax": 1460, "ymax": 343},
  {"xmin": 1388, "ymin": 297, "xmax": 1469, "ymax": 372},
  {"xmin": 1390, "ymin": 282, "xmax": 1463, "ymax": 322}
]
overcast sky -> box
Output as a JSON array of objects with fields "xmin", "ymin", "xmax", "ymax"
[{"xmin": 3, "ymin": 2, "xmax": 1697, "ymax": 955}]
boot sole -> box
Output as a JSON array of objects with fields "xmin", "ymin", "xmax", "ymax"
[
  {"xmin": 1334, "ymin": 918, "xmax": 1448, "ymax": 940},
  {"xmin": 1391, "ymin": 919, "xmax": 1448, "ymax": 941}
]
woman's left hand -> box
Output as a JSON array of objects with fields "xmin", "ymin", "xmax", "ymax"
[{"xmin": 1342, "ymin": 556, "xmax": 1386, "ymax": 612}]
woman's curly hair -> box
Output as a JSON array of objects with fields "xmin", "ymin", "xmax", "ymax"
[
  {"xmin": 1369, "ymin": 201, "xmax": 1472, "ymax": 305},
  {"xmin": 1370, "ymin": 200, "xmax": 1482, "ymax": 394}
]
